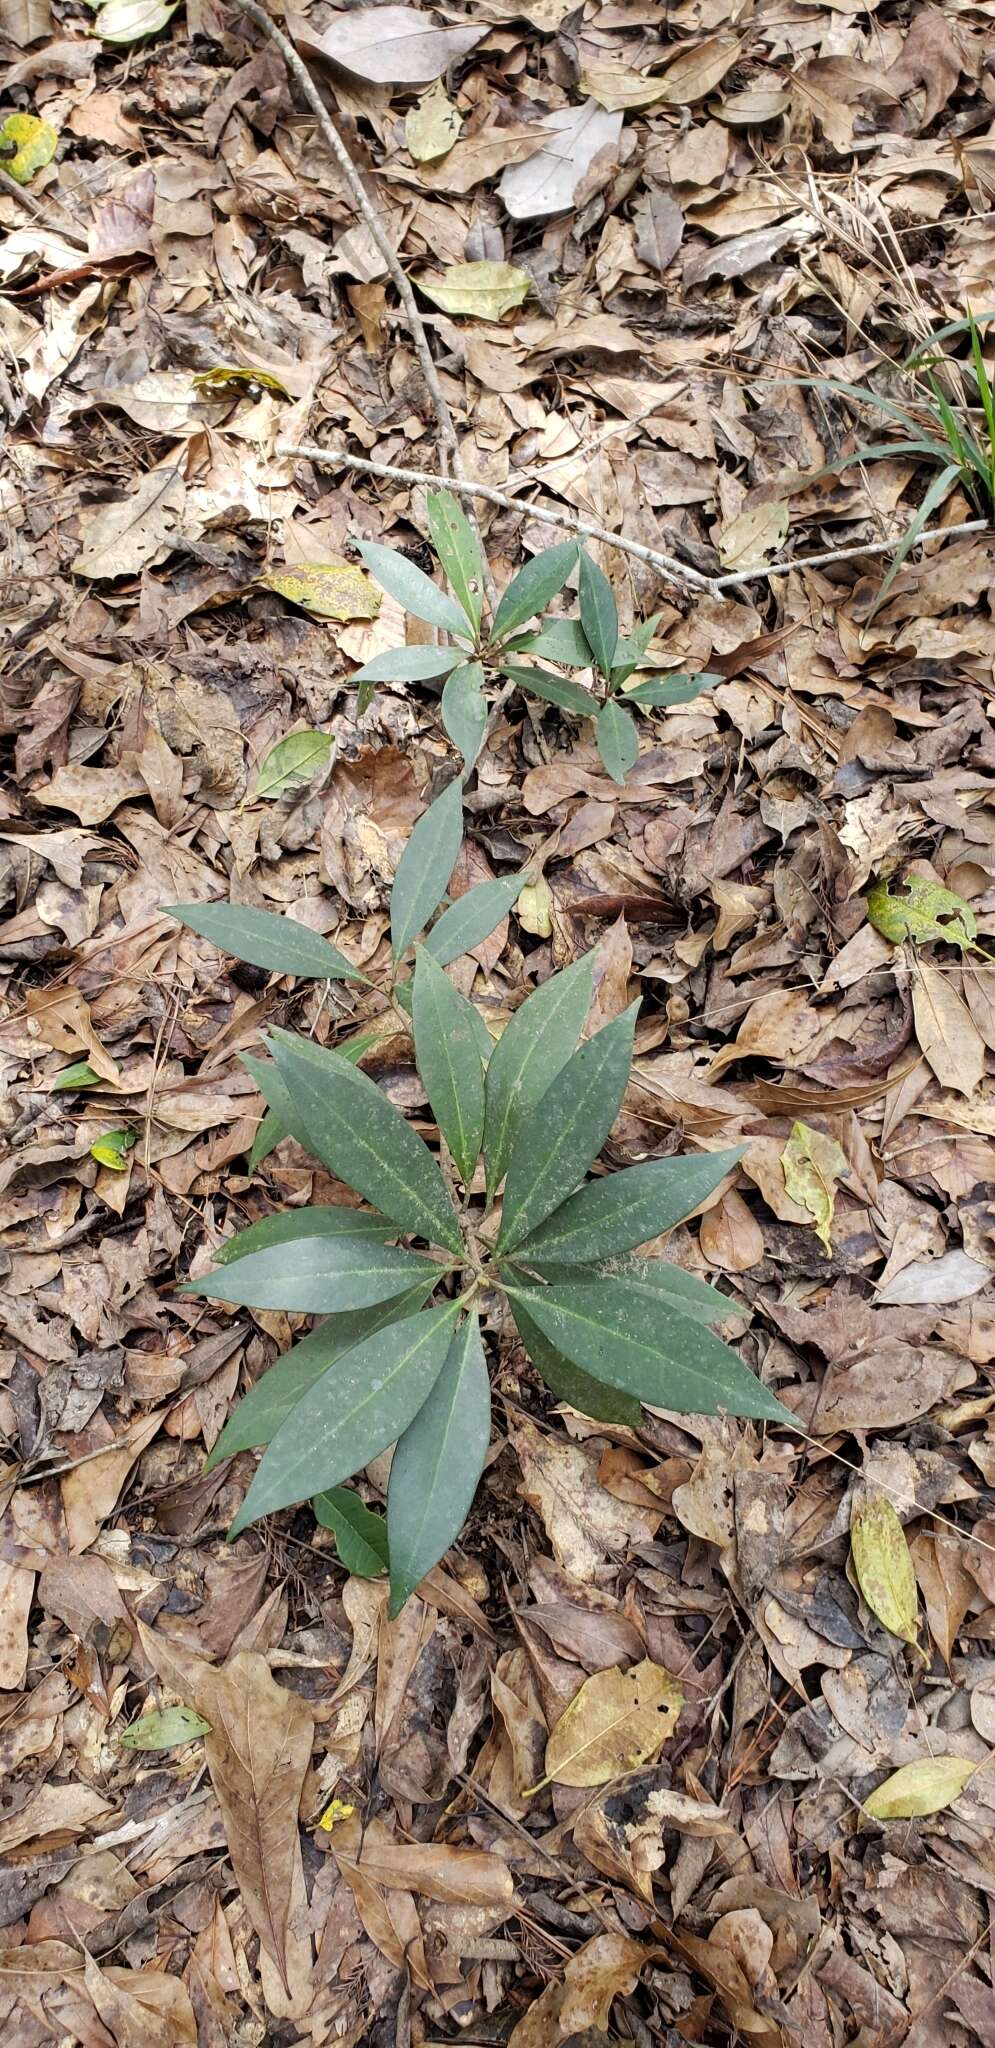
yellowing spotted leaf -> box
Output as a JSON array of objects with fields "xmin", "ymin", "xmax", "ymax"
[
  {"xmin": 416, "ymin": 262, "xmax": 531, "ymax": 321},
  {"xmin": 529, "ymin": 1659, "xmax": 683, "ymax": 1792},
  {"xmin": 192, "ymin": 365, "xmax": 291, "ymax": 399},
  {"xmin": 781, "ymin": 1120, "xmax": 846, "ymax": 1254},
  {"xmin": 862, "ymin": 1756, "xmax": 976, "ymax": 1821},
  {"xmin": 0, "ymin": 113, "xmax": 58, "ymax": 185},
  {"xmin": 850, "ymin": 1492, "xmax": 918, "ymax": 1647},
  {"xmin": 259, "ymin": 563, "xmax": 381, "ymax": 621},
  {"xmin": 866, "ymin": 872, "xmax": 982, "ymax": 955},
  {"xmin": 406, "ymin": 80, "xmax": 461, "ymax": 161},
  {"xmin": 516, "ymin": 876, "xmax": 553, "ymax": 938}
]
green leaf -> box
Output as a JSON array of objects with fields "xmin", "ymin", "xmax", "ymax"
[
  {"xmin": 483, "ymin": 953, "xmax": 595, "ymax": 1197},
  {"xmin": 506, "ymin": 1278, "xmax": 791, "ymax": 1421},
  {"xmin": 90, "ymin": 1129, "xmax": 135, "ymax": 1171},
  {"xmin": 515, "ymin": 618, "xmax": 594, "ymax": 665},
  {"xmin": 492, "ymin": 541, "xmax": 578, "ymax": 643},
  {"xmin": 350, "ymin": 644, "xmax": 462, "ymax": 686},
  {"xmin": 578, "ymin": 552, "xmax": 619, "ymax": 675},
  {"xmin": 387, "ymin": 1311, "xmax": 490, "ymax": 1614},
  {"xmin": 511, "ymin": 1150, "xmax": 743, "ymax": 1265},
  {"xmin": 204, "ymin": 1281, "xmax": 436, "ymax": 1467},
  {"xmin": 512, "ymin": 1297, "xmax": 642, "ymax": 1426},
  {"xmin": 168, "ymin": 902, "xmax": 362, "ymax": 982},
  {"xmin": 0, "ymin": 113, "xmax": 58, "ymax": 184},
  {"xmin": 498, "ymin": 665, "xmax": 596, "ymax": 715},
  {"xmin": 314, "ymin": 1486, "xmax": 389, "ymax": 1576},
  {"xmin": 253, "ymin": 730, "xmax": 333, "ymax": 800},
  {"xmin": 267, "ymin": 1028, "xmax": 463, "ymax": 1253},
  {"xmin": 120, "ymin": 1706, "xmax": 212, "ymax": 1750},
  {"xmin": 217, "ymin": 1205, "xmax": 392, "ymax": 1264},
  {"xmin": 609, "ymin": 612, "xmax": 662, "ymax": 689},
  {"xmin": 866, "ymin": 871, "xmax": 980, "ymax": 953},
  {"xmin": 902, "ymin": 308, "xmax": 995, "ymax": 366},
  {"xmin": 596, "ymin": 699, "xmax": 638, "ymax": 784},
  {"xmin": 52, "ymin": 1060, "xmax": 102, "ymax": 1091},
  {"xmin": 427, "ymin": 490, "xmax": 486, "ymax": 632},
  {"xmin": 356, "ymin": 539, "xmax": 468, "ymax": 635},
  {"xmin": 249, "ymin": 1107, "xmax": 286, "ymax": 1169},
  {"xmin": 623, "ymin": 671, "xmax": 720, "ymax": 709},
  {"xmin": 609, "ymin": 1255, "xmax": 732, "ymax": 1325},
  {"xmin": 425, "ymin": 871, "xmax": 529, "ymax": 968},
  {"xmin": 412, "ymin": 950, "xmax": 484, "ymax": 1183},
  {"xmin": 391, "ymin": 776, "xmax": 464, "ymax": 962},
  {"xmin": 228, "ymin": 1300, "xmax": 462, "ymax": 1534},
  {"xmin": 497, "ymin": 1002, "xmax": 638, "ymax": 1253},
  {"xmin": 866, "ymin": 462, "xmax": 961, "ymax": 622},
  {"xmin": 441, "ymin": 661, "xmax": 487, "ymax": 769},
  {"xmin": 184, "ymin": 1234, "xmax": 437, "ymax": 1314}
]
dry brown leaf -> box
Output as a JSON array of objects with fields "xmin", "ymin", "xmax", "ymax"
[
  {"xmin": 507, "ymin": 1932, "xmax": 646, "ymax": 2046},
  {"xmin": 911, "ymin": 961, "xmax": 985, "ymax": 1097}
]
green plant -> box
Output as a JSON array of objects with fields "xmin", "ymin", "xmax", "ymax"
[
  {"xmin": 169, "ymin": 867, "xmax": 789, "ymax": 1615},
  {"xmin": 794, "ymin": 306, "xmax": 995, "ymax": 618},
  {"xmin": 348, "ymin": 494, "xmax": 718, "ymax": 784}
]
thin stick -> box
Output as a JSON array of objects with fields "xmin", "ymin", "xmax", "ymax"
[
  {"xmin": 277, "ymin": 440, "xmax": 718, "ymax": 595},
  {"xmin": 235, "ymin": 0, "xmax": 495, "ymax": 606},
  {"xmin": 0, "ymin": 163, "xmax": 88, "ymax": 251},
  {"xmin": 710, "ymin": 517, "xmax": 988, "ymax": 589}
]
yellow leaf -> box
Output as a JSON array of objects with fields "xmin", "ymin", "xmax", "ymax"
[
  {"xmin": 0, "ymin": 113, "xmax": 58, "ymax": 185},
  {"xmin": 780, "ymin": 1120, "xmax": 846, "ymax": 1254},
  {"xmin": 517, "ymin": 877, "xmax": 553, "ymax": 938},
  {"xmin": 862, "ymin": 1756, "xmax": 976, "ymax": 1821},
  {"xmin": 530, "ymin": 1659, "xmax": 683, "ymax": 1792},
  {"xmin": 416, "ymin": 262, "xmax": 531, "ymax": 321},
  {"xmin": 318, "ymin": 1798, "xmax": 356, "ymax": 1831},
  {"xmin": 90, "ymin": 1129, "xmax": 136, "ymax": 1171},
  {"xmin": 192, "ymin": 365, "xmax": 291, "ymax": 399},
  {"xmin": 259, "ymin": 563, "xmax": 381, "ymax": 621},
  {"xmin": 406, "ymin": 79, "xmax": 462, "ymax": 161},
  {"xmin": 850, "ymin": 1492, "xmax": 918, "ymax": 1646}
]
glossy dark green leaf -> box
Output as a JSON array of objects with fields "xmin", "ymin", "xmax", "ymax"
[
  {"xmin": 412, "ymin": 950, "xmax": 484, "ymax": 1183},
  {"xmin": 387, "ymin": 1310, "xmax": 490, "ymax": 1614},
  {"xmin": 496, "ymin": 1001, "xmax": 638, "ymax": 1253},
  {"xmin": 511, "ymin": 1297, "xmax": 642, "ymax": 1426},
  {"xmin": 578, "ymin": 551, "xmax": 619, "ymax": 676},
  {"xmin": 483, "ymin": 952, "xmax": 595, "ymax": 1197},
  {"xmin": 506, "ymin": 1277, "xmax": 791, "ymax": 1421},
  {"xmin": 52, "ymin": 1060, "xmax": 102, "ymax": 1091},
  {"xmin": 514, "ymin": 618, "xmax": 594, "ymax": 665},
  {"xmin": 596, "ymin": 698, "xmax": 638, "ymax": 784},
  {"xmin": 425, "ymin": 871, "xmax": 528, "ymax": 968},
  {"xmin": 350, "ymin": 644, "xmax": 462, "ymax": 686},
  {"xmin": 492, "ymin": 541, "xmax": 578, "ymax": 642},
  {"xmin": 356, "ymin": 538, "xmax": 469, "ymax": 635},
  {"xmin": 185, "ymin": 1234, "xmax": 437, "ymax": 1313},
  {"xmin": 427, "ymin": 489, "xmax": 486, "ymax": 631},
  {"xmin": 391, "ymin": 775, "xmax": 465, "ymax": 961},
  {"xmin": 217, "ymin": 1205, "xmax": 392, "ymax": 1264},
  {"xmin": 441, "ymin": 661, "xmax": 487, "ymax": 769},
  {"xmin": 314, "ymin": 1486, "xmax": 389, "ymax": 1576},
  {"xmin": 498, "ymin": 665, "xmax": 596, "ymax": 715},
  {"xmin": 623, "ymin": 670, "xmax": 720, "ymax": 708},
  {"xmin": 228, "ymin": 1299, "xmax": 462, "ymax": 1533},
  {"xmin": 204, "ymin": 1281, "xmax": 436, "ymax": 1467},
  {"xmin": 248, "ymin": 1107, "xmax": 285, "ymax": 1170},
  {"xmin": 168, "ymin": 902, "xmax": 362, "ymax": 982},
  {"xmin": 511, "ymin": 1150, "xmax": 743, "ymax": 1265},
  {"xmin": 267, "ymin": 1028, "xmax": 463, "ymax": 1253}
]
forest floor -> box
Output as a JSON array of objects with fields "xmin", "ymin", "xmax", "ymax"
[{"xmin": 4, "ymin": 0, "xmax": 995, "ymax": 2041}]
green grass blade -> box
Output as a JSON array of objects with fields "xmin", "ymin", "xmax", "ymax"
[{"xmin": 866, "ymin": 462, "xmax": 962, "ymax": 622}]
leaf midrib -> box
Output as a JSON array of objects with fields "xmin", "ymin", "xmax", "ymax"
[
  {"xmin": 498, "ymin": 1033, "xmax": 618, "ymax": 1252},
  {"xmin": 276, "ymin": 1046, "xmax": 460, "ymax": 1251}
]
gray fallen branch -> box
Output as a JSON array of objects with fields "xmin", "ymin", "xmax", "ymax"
[{"xmin": 710, "ymin": 517, "xmax": 989, "ymax": 589}]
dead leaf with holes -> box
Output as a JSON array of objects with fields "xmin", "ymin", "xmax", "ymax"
[{"xmin": 530, "ymin": 1659, "xmax": 683, "ymax": 1792}]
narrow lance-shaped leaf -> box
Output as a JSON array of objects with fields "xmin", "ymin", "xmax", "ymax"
[
  {"xmin": 513, "ymin": 618, "xmax": 594, "ymax": 665},
  {"xmin": 183, "ymin": 1234, "xmax": 438, "ymax": 1314},
  {"xmin": 512, "ymin": 1150, "xmax": 743, "ymax": 1265},
  {"xmin": 427, "ymin": 489, "xmax": 486, "ymax": 632},
  {"xmin": 609, "ymin": 611, "xmax": 662, "ymax": 690},
  {"xmin": 866, "ymin": 461, "xmax": 961, "ymax": 622},
  {"xmin": 169, "ymin": 902, "xmax": 363, "ymax": 982},
  {"xmin": 412, "ymin": 949, "xmax": 485, "ymax": 1184},
  {"xmin": 217, "ymin": 1205, "xmax": 392, "ymax": 1264},
  {"xmin": 426, "ymin": 870, "xmax": 529, "ymax": 968},
  {"xmin": 596, "ymin": 698, "xmax": 638, "ymax": 784},
  {"xmin": 267, "ymin": 1028, "xmax": 463, "ymax": 1253},
  {"xmin": 356, "ymin": 538, "xmax": 469, "ymax": 636},
  {"xmin": 511, "ymin": 1296, "xmax": 642, "ymax": 1426},
  {"xmin": 391, "ymin": 775, "xmax": 464, "ymax": 961},
  {"xmin": 578, "ymin": 551, "xmax": 619, "ymax": 676},
  {"xmin": 498, "ymin": 665, "xmax": 596, "ymax": 715},
  {"xmin": 229, "ymin": 1299, "xmax": 461, "ymax": 1534},
  {"xmin": 497, "ymin": 1001, "xmax": 639, "ymax": 1253},
  {"xmin": 249, "ymin": 1108, "xmax": 285, "ymax": 1170},
  {"xmin": 483, "ymin": 952, "xmax": 595, "ymax": 1196},
  {"xmin": 507, "ymin": 1277, "xmax": 791, "ymax": 1421},
  {"xmin": 387, "ymin": 1310, "xmax": 490, "ymax": 1614},
  {"xmin": 314, "ymin": 1488, "xmax": 389, "ymax": 1577},
  {"xmin": 491, "ymin": 541, "xmax": 578, "ymax": 642},
  {"xmin": 624, "ymin": 671, "xmax": 719, "ymax": 708},
  {"xmin": 441, "ymin": 661, "xmax": 487, "ymax": 769},
  {"xmin": 349, "ymin": 645, "xmax": 462, "ymax": 686},
  {"xmin": 204, "ymin": 1280, "xmax": 437, "ymax": 1468}
]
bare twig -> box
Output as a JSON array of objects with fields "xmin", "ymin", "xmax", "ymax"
[
  {"xmin": 0, "ymin": 163, "xmax": 88, "ymax": 251},
  {"xmin": 710, "ymin": 517, "xmax": 989, "ymax": 589},
  {"xmin": 276, "ymin": 440, "xmax": 718, "ymax": 595},
  {"xmin": 235, "ymin": 0, "xmax": 495, "ymax": 605}
]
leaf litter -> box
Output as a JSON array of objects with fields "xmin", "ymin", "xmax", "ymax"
[{"xmin": 4, "ymin": 0, "xmax": 995, "ymax": 2036}]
